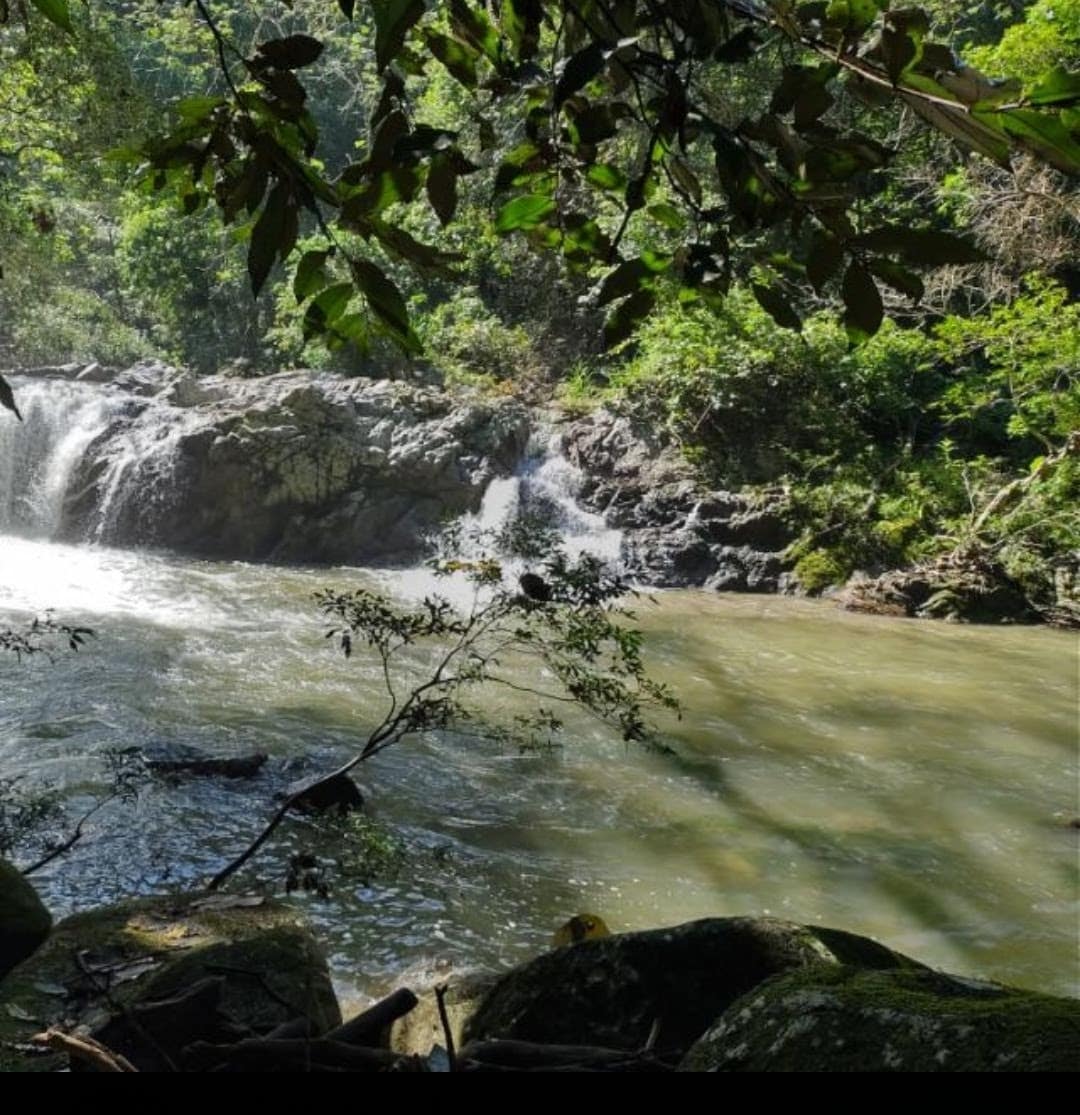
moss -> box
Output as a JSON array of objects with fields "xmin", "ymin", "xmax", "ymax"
[
  {"xmin": 0, "ymin": 894, "xmax": 339, "ymax": 1072},
  {"xmin": 793, "ymin": 549, "xmax": 848, "ymax": 594},
  {"xmin": 680, "ymin": 965, "xmax": 1080, "ymax": 1072}
]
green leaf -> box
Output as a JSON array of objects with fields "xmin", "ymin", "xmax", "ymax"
[
  {"xmin": 29, "ymin": 0, "xmax": 73, "ymax": 33},
  {"xmin": 842, "ymin": 261, "xmax": 882, "ymax": 343},
  {"xmin": 352, "ymin": 259, "xmax": 421, "ymax": 352},
  {"xmin": 1027, "ymin": 68, "xmax": 1080, "ymax": 108},
  {"xmin": 256, "ymin": 34, "xmax": 324, "ymax": 70},
  {"xmin": 294, "ymin": 249, "xmax": 331, "ymax": 302},
  {"xmin": 603, "ymin": 289, "xmax": 656, "ymax": 349},
  {"xmin": 495, "ymin": 193, "xmax": 556, "ymax": 233},
  {"xmin": 369, "ymin": 0, "xmax": 425, "ymax": 72},
  {"xmin": 752, "ymin": 283, "xmax": 802, "ymax": 331},
  {"xmin": 998, "ymin": 108, "xmax": 1080, "ymax": 176},
  {"xmin": 596, "ymin": 255, "xmax": 669, "ymax": 305},
  {"xmin": 647, "ymin": 203, "xmax": 685, "ymax": 230},
  {"xmin": 585, "ymin": 163, "xmax": 627, "ymax": 191},
  {"xmin": 0, "ymin": 374, "xmax": 22, "ymax": 421},
  {"xmin": 423, "ymin": 29, "xmax": 478, "ymax": 87}
]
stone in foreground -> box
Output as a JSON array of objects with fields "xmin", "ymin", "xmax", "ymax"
[{"xmin": 679, "ymin": 965, "xmax": 1080, "ymax": 1072}]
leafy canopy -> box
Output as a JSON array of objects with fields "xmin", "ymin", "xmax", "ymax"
[{"xmin": 0, "ymin": 0, "xmax": 1077, "ymax": 420}]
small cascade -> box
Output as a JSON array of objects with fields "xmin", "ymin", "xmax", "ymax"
[
  {"xmin": 0, "ymin": 377, "xmax": 127, "ymax": 540},
  {"xmin": 458, "ymin": 429, "xmax": 623, "ymax": 564}
]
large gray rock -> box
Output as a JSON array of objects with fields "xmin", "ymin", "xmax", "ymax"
[
  {"xmin": 562, "ymin": 410, "xmax": 793, "ymax": 589},
  {"xmin": 58, "ymin": 370, "xmax": 529, "ymax": 563},
  {"xmin": 462, "ymin": 917, "xmax": 921, "ymax": 1060},
  {"xmin": 679, "ymin": 965, "xmax": 1080, "ymax": 1072},
  {"xmin": 0, "ymin": 858, "xmax": 51, "ymax": 981}
]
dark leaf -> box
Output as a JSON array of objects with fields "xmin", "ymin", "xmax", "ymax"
[
  {"xmin": 371, "ymin": 0, "xmax": 425, "ymax": 72},
  {"xmin": 603, "ymin": 289, "xmax": 656, "ymax": 349},
  {"xmin": 338, "ymin": 0, "xmax": 355, "ymax": 17},
  {"xmin": 807, "ymin": 232, "xmax": 844, "ymax": 292},
  {"xmin": 556, "ymin": 42, "xmax": 608, "ymax": 106},
  {"xmin": 853, "ymin": 228, "xmax": 985, "ymax": 265},
  {"xmin": 247, "ymin": 181, "xmax": 289, "ymax": 297},
  {"xmin": 868, "ymin": 258, "xmax": 924, "ymax": 301},
  {"xmin": 256, "ymin": 34, "xmax": 324, "ymax": 70},
  {"xmin": 427, "ymin": 153, "xmax": 458, "ymax": 225},
  {"xmin": 842, "ymin": 261, "xmax": 883, "ymax": 342},
  {"xmin": 423, "ymin": 29, "xmax": 478, "ymax": 87},
  {"xmin": 352, "ymin": 259, "xmax": 421, "ymax": 351},
  {"xmin": 752, "ymin": 282, "xmax": 802, "ymax": 331}
]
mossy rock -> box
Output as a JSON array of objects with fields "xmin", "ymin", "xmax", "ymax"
[
  {"xmin": 463, "ymin": 917, "xmax": 923, "ymax": 1060},
  {"xmin": 0, "ymin": 893, "xmax": 340, "ymax": 1072},
  {"xmin": 679, "ymin": 965, "xmax": 1080, "ymax": 1072},
  {"xmin": 0, "ymin": 860, "xmax": 52, "ymax": 982}
]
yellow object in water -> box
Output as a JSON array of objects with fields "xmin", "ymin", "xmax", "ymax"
[{"xmin": 553, "ymin": 913, "xmax": 611, "ymax": 947}]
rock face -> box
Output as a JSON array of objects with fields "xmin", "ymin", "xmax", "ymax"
[
  {"xmin": 679, "ymin": 966, "xmax": 1080, "ymax": 1072},
  {"xmin": 840, "ymin": 549, "xmax": 1041, "ymax": 624},
  {"xmin": 38, "ymin": 363, "xmax": 529, "ymax": 563},
  {"xmin": 462, "ymin": 917, "xmax": 921, "ymax": 1059},
  {"xmin": 561, "ymin": 410, "xmax": 794, "ymax": 589},
  {"xmin": 0, "ymin": 858, "xmax": 52, "ymax": 981},
  {"xmin": 0, "ymin": 892, "xmax": 340, "ymax": 1071}
]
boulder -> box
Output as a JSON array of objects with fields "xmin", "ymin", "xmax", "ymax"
[
  {"xmin": 462, "ymin": 917, "xmax": 921, "ymax": 1060},
  {"xmin": 0, "ymin": 892, "xmax": 340, "ymax": 1071},
  {"xmin": 562, "ymin": 409, "xmax": 794, "ymax": 589},
  {"xmin": 285, "ymin": 772, "xmax": 364, "ymax": 814},
  {"xmin": 56, "ymin": 370, "xmax": 530, "ymax": 563},
  {"xmin": 0, "ymin": 858, "xmax": 52, "ymax": 981},
  {"xmin": 679, "ymin": 965, "xmax": 1080, "ymax": 1072}
]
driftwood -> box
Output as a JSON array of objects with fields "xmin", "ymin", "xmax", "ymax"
[
  {"xmin": 325, "ymin": 987, "xmax": 418, "ymax": 1046},
  {"xmin": 33, "ymin": 1029, "xmax": 138, "ymax": 1073}
]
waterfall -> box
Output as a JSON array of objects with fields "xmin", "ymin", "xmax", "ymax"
[
  {"xmin": 0, "ymin": 377, "xmax": 127, "ymax": 540},
  {"xmin": 459, "ymin": 429, "xmax": 623, "ymax": 563}
]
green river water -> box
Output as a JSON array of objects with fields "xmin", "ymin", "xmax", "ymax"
[{"xmin": 1, "ymin": 535, "xmax": 1077, "ymax": 1000}]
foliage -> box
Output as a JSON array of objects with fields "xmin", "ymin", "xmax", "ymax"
[
  {"xmin": 208, "ymin": 525, "xmax": 678, "ymax": 889},
  {"xmin": 0, "ymin": 613, "xmax": 93, "ymax": 660},
  {"xmin": 604, "ymin": 275, "xmax": 1079, "ymax": 598}
]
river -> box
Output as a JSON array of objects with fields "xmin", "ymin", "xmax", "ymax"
[{"xmin": 0, "ymin": 377, "xmax": 1076, "ymax": 1001}]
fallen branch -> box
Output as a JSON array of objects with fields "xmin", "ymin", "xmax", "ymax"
[
  {"xmin": 326, "ymin": 988, "xmax": 418, "ymax": 1047},
  {"xmin": 33, "ymin": 1029, "xmax": 137, "ymax": 1073}
]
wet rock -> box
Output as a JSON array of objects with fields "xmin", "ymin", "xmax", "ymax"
[
  {"xmin": 562, "ymin": 409, "xmax": 794, "ymax": 590},
  {"xmin": 462, "ymin": 917, "xmax": 921, "ymax": 1060},
  {"xmin": 286, "ymin": 772, "xmax": 364, "ymax": 814},
  {"xmin": 679, "ymin": 966, "xmax": 1080, "ymax": 1072},
  {"xmin": 0, "ymin": 893, "xmax": 340, "ymax": 1071},
  {"xmin": 54, "ymin": 369, "xmax": 529, "ymax": 563},
  {"xmin": 142, "ymin": 743, "xmax": 268, "ymax": 779},
  {"xmin": 0, "ymin": 858, "xmax": 51, "ymax": 982}
]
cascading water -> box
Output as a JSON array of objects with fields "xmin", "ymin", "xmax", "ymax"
[
  {"xmin": 460, "ymin": 429, "xmax": 623, "ymax": 562},
  {"xmin": 0, "ymin": 377, "xmax": 128, "ymax": 540}
]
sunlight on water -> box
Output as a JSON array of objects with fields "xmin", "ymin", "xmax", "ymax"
[{"xmin": 1, "ymin": 534, "xmax": 1076, "ymax": 1000}]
